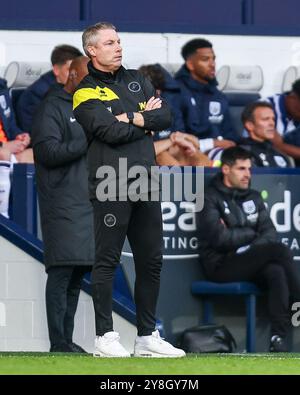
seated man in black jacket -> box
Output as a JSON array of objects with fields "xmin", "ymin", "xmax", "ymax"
[
  {"xmin": 197, "ymin": 146, "xmax": 300, "ymax": 352},
  {"xmin": 240, "ymin": 102, "xmax": 293, "ymax": 167},
  {"xmin": 209, "ymin": 102, "xmax": 293, "ymax": 167}
]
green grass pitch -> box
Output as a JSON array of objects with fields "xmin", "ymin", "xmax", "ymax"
[{"xmin": 0, "ymin": 353, "xmax": 300, "ymax": 375}]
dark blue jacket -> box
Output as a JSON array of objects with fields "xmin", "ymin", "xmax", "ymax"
[
  {"xmin": 175, "ymin": 65, "xmax": 237, "ymax": 141},
  {"xmin": 16, "ymin": 70, "xmax": 59, "ymax": 132},
  {"xmin": 152, "ymin": 64, "xmax": 185, "ymax": 141},
  {"xmin": 265, "ymin": 93, "xmax": 299, "ymax": 135},
  {"xmin": 0, "ymin": 77, "xmax": 22, "ymax": 140},
  {"xmin": 284, "ymin": 126, "xmax": 300, "ymax": 146}
]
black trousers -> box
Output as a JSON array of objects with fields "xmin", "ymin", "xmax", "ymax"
[
  {"xmin": 46, "ymin": 266, "xmax": 89, "ymax": 347},
  {"xmin": 92, "ymin": 199, "xmax": 163, "ymax": 336},
  {"xmin": 208, "ymin": 243, "xmax": 300, "ymax": 338}
]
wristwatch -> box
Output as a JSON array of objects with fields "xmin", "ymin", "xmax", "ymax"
[
  {"xmin": 0, "ymin": 142, "xmax": 3, "ymax": 147},
  {"xmin": 127, "ymin": 112, "xmax": 134, "ymax": 124}
]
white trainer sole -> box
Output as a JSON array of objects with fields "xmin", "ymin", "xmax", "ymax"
[
  {"xmin": 134, "ymin": 350, "xmax": 186, "ymax": 358},
  {"xmin": 93, "ymin": 351, "xmax": 130, "ymax": 358}
]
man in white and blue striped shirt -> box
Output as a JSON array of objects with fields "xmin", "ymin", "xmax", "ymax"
[{"xmin": 263, "ymin": 79, "xmax": 300, "ymax": 136}]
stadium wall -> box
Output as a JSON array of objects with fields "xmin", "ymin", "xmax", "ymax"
[
  {"xmin": 0, "ymin": 30, "xmax": 299, "ymax": 97},
  {"xmin": 0, "ymin": 0, "xmax": 300, "ymax": 34},
  {"xmin": 0, "ymin": 234, "xmax": 136, "ymax": 353}
]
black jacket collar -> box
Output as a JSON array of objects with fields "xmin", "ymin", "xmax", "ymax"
[
  {"xmin": 87, "ymin": 61, "xmax": 125, "ymax": 82},
  {"xmin": 175, "ymin": 64, "xmax": 218, "ymax": 93},
  {"xmin": 240, "ymin": 137, "xmax": 273, "ymax": 150}
]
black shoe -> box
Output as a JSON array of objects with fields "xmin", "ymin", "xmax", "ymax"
[
  {"xmin": 50, "ymin": 343, "xmax": 74, "ymax": 353},
  {"xmin": 269, "ymin": 335, "xmax": 288, "ymax": 352},
  {"xmin": 67, "ymin": 342, "xmax": 87, "ymax": 353}
]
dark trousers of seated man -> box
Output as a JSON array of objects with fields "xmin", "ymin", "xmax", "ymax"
[
  {"xmin": 207, "ymin": 242, "xmax": 300, "ymax": 338},
  {"xmin": 46, "ymin": 266, "xmax": 89, "ymax": 348},
  {"xmin": 91, "ymin": 199, "xmax": 163, "ymax": 337}
]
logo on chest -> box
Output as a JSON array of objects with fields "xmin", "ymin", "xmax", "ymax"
[
  {"xmin": 209, "ymin": 101, "xmax": 221, "ymax": 116},
  {"xmin": 242, "ymin": 200, "xmax": 258, "ymax": 223},
  {"xmin": 242, "ymin": 200, "xmax": 256, "ymax": 214},
  {"xmin": 128, "ymin": 81, "xmax": 141, "ymax": 92},
  {"xmin": 274, "ymin": 155, "xmax": 287, "ymax": 167},
  {"xmin": 208, "ymin": 101, "xmax": 223, "ymax": 124}
]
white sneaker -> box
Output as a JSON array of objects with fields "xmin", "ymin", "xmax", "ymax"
[
  {"xmin": 134, "ymin": 330, "xmax": 186, "ymax": 358},
  {"xmin": 93, "ymin": 331, "xmax": 130, "ymax": 358}
]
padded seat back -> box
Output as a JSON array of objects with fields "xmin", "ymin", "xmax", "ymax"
[
  {"xmin": 4, "ymin": 61, "xmax": 50, "ymax": 88},
  {"xmin": 217, "ymin": 65, "xmax": 263, "ymax": 136},
  {"xmin": 160, "ymin": 63, "xmax": 182, "ymax": 76},
  {"xmin": 282, "ymin": 66, "xmax": 300, "ymax": 92}
]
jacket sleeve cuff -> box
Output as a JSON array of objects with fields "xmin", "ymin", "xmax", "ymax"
[
  {"xmin": 199, "ymin": 138, "xmax": 214, "ymax": 153},
  {"xmin": 141, "ymin": 109, "xmax": 171, "ymax": 131}
]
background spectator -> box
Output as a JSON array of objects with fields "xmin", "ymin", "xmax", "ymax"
[
  {"xmin": 139, "ymin": 64, "xmax": 211, "ymax": 166},
  {"xmin": 209, "ymin": 102, "xmax": 293, "ymax": 168},
  {"xmin": 240, "ymin": 102, "xmax": 293, "ymax": 167},
  {"xmin": 16, "ymin": 44, "xmax": 82, "ymax": 133},
  {"xmin": 264, "ymin": 79, "xmax": 300, "ymax": 136},
  {"xmin": 0, "ymin": 77, "xmax": 33, "ymax": 218},
  {"xmin": 0, "ymin": 77, "xmax": 23, "ymax": 140},
  {"xmin": 139, "ymin": 63, "xmax": 185, "ymax": 136},
  {"xmin": 174, "ymin": 38, "xmax": 238, "ymax": 154},
  {"xmin": 260, "ymin": 80, "xmax": 300, "ymax": 166}
]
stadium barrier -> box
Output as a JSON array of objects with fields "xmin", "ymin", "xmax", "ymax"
[{"xmin": 7, "ymin": 164, "xmax": 300, "ymax": 351}]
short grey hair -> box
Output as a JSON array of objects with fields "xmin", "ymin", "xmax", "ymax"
[{"xmin": 82, "ymin": 22, "xmax": 117, "ymax": 57}]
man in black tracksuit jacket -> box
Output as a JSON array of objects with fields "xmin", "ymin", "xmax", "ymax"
[
  {"xmin": 197, "ymin": 146, "xmax": 300, "ymax": 352},
  {"xmin": 209, "ymin": 101, "xmax": 293, "ymax": 167},
  {"xmin": 240, "ymin": 101, "xmax": 292, "ymax": 168},
  {"xmin": 73, "ymin": 22, "xmax": 185, "ymax": 358}
]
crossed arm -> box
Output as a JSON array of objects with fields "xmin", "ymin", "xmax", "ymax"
[{"xmin": 115, "ymin": 96, "xmax": 162, "ymax": 128}]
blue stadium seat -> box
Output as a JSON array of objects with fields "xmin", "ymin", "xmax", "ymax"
[
  {"xmin": 225, "ymin": 92, "xmax": 261, "ymax": 137},
  {"xmin": 191, "ymin": 280, "xmax": 261, "ymax": 352},
  {"xmin": 10, "ymin": 87, "xmax": 25, "ymax": 127}
]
